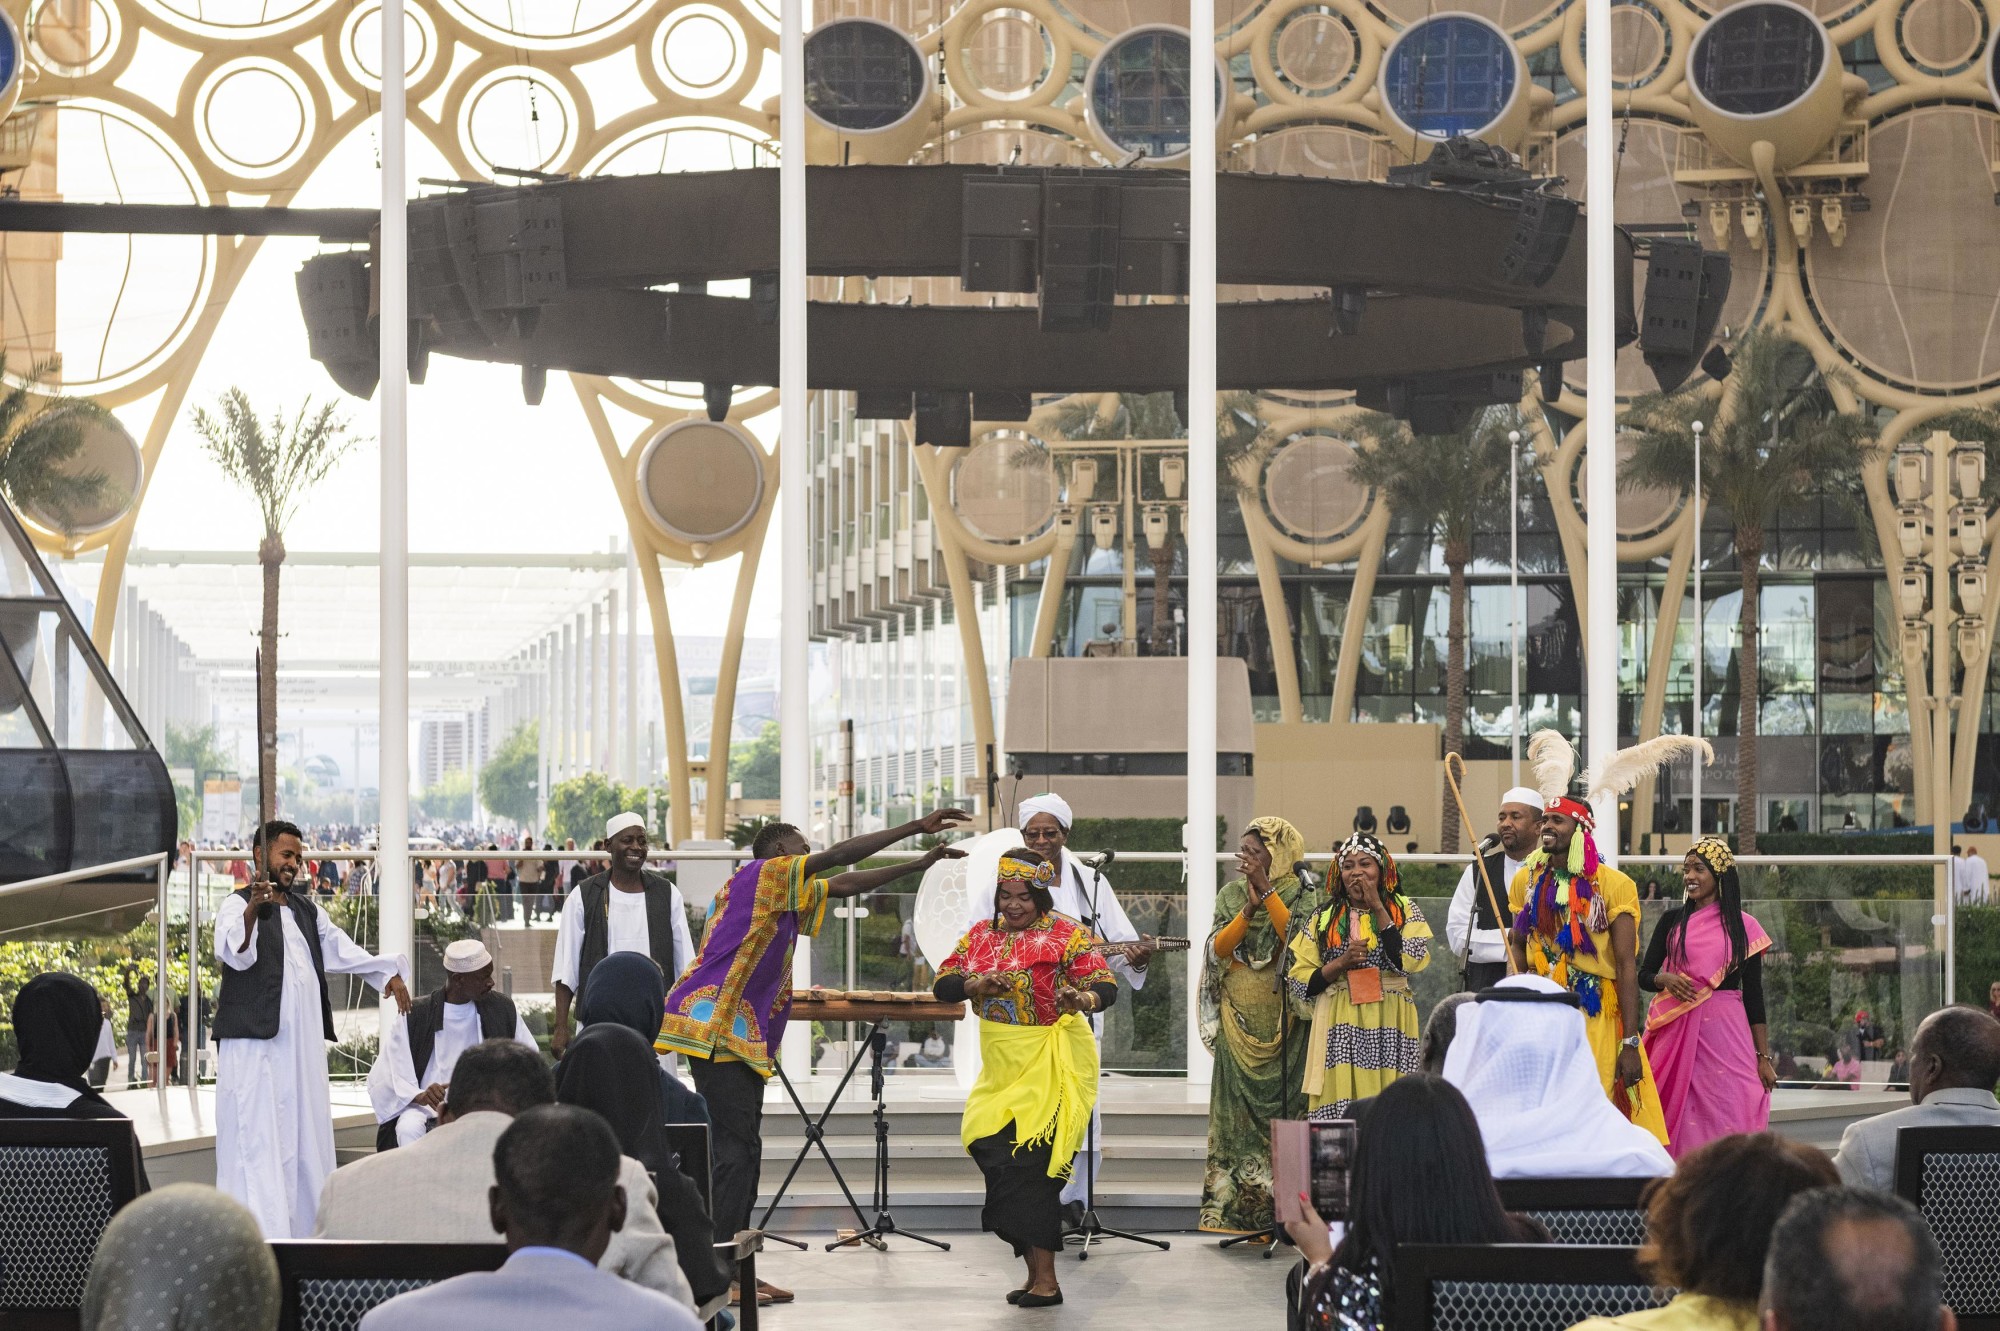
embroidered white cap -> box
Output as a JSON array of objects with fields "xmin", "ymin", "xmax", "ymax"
[
  {"xmin": 443, "ymin": 939, "xmax": 493, "ymax": 973},
  {"xmin": 605, "ymin": 812, "xmax": 646, "ymax": 839}
]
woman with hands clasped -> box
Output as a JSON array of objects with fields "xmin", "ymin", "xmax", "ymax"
[
  {"xmin": 1286, "ymin": 833, "xmax": 1432, "ymax": 1121},
  {"xmin": 933, "ymin": 848, "xmax": 1117, "ymax": 1309}
]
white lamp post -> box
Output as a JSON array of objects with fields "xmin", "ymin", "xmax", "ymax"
[
  {"xmin": 1509, "ymin": 428, "xmax": 1523, "ymax": 785},
  {"xmin": 1690, "ymin": 418, "xmax": 1704, "ymax": 842}
]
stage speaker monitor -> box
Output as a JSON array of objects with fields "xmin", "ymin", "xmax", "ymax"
[
  {"xmin": 961, "ymin": 176, "xmax": 1041, "ymax": 293},
  {"xmin": 15, "ymin": 406, "xmax": 142, "ymax": 537},
  {"xmin": 973, "ymin": 391, "xmax": 1033, "ymax": 422},
  {"xmin": 1639, "ymin": 239, "xmax": 1733, "ymax": 393},
  {"xmin": 855, "ymin": 390, "xmax": 914, "ymax": 420},
  {"xmin": 637, "ymin": 419, "xmax": 768, "ymax": 553},
  {"xmin": 1040, "ymin": 179, "xmax": 1121, "ymax": 333},
  {"xmin": 296, "ymin": 252, "xmax": 378, "ymax": 399},
  {"xmin": 1116, "ymin": 177, "xmax": 1190, "ymax": 296},
  {"xmin": 914, "ymin": 391, "xmax": 972, "ymax": 448},
  {"xmin": 1500, "ymin": 193, "xmax": 1580, "ymax": 289}
]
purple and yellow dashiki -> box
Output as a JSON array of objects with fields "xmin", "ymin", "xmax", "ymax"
[{"xmin": 657, "ymin": 854, "xmax": 829, "ymax": 1078}]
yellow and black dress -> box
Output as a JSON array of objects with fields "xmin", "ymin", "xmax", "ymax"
[
  {"xmin": 1286, "ymin": 836, "xmax": 1432, "ymax": 1121},
  {"xmin": 933, "ymin": 913, "xmax": 1115, "ymax": 1256}
]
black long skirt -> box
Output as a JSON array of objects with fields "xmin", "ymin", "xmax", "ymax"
[{"xmin": 969, "ymin": 1122, "xmax": 1064, "ymax": 1256}]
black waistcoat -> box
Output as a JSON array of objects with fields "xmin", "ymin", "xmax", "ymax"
[
  {"xmin": 214, "ymin": 890, "xmax": 335, "ymax": 1042},
  {"xmin": 406, "ymin": 989, "xmax": 519, "ymax": 1083},
  {"xmin": 575, "ymin": 870, "xmax": 679, "ymax": 1006},
  {"xmin": 1470, "ymin": 848, "xmax": 1518, "ymax": 932}
]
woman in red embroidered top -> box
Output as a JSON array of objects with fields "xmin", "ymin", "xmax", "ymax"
[{"xmin": 934, "ymin": 848, "xmax": 1116, "ymax": 1309}]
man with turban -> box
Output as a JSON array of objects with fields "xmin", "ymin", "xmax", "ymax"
[
  {"xmin": 551, "ymin": 812, "xmax": 694, "ymax": 1059},
  {"xmin": 966, "ymin": 793, "xmax": 1151, "ymax": 1220}
]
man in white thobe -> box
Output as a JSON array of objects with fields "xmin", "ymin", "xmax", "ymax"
[
  {"xmin": 214, "ymin": 820, "xmax": 410, "ymax": 1238},
  {"xmin": 1445, "ymin": 786, "xmax": 1543, "ymax": 991},
  {"xmin": 1954, "ymin": 844, "xmax": 1991, "ymax": 908},
  {"xmin": 969, "ymin": 793, "xmax": 1152, "ymax": 1211},
  {"xmin": 369, "ymin": 938, "xmax": 537, "ymax": 1149},
  {"xmin": 549, "ymin": 812, "xmax": 694, "ymax": 1058}
]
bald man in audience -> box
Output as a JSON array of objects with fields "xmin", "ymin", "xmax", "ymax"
[
  {"xmin": 1760, "ymin": 1188, "xmax": 1956, "ymax": 1331},
  {"xmin": 1834, "ymin": 1004, "xmax": 2000, "ymax": 1192}
]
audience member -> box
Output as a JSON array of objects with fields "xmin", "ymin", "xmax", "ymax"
[
  {"xmin": 1284, "ymin": 1074, "xmax": 1548, "ymax": 1330},
  {"xmin": 554, "ymin": 1020, "xmax": 730, "ymax": 1313},
  {"xmin": 119, "ymin": 970, "xmax": 151, "ymax": 1089},
  {"xmin": 317, "ymin": 1040, "xmax": 703, "ymax": 1315},
  {"xmin": 356, "ymin": 1104, "xmax": 703, "ymax": 1331},
  {"xmin": 1345, "ymin": 990, "xmax": 1473, "ymax": 1127},
  {"xmin": 1442, "ymin": 975, "xmax": 1674, "ymax": 1178},
  {"xmin": 574, "ymin": 950, "xmax": 710, "ymax": 1125},
  {"xmin": 3, "ymin": 974, "xmax": 148, "ymax": 1129},
  {"xmin": 1835, "ymin": 1004, "xmax": 2000, "ymax": 1191},
  {"xmin": 1989, "ymin": 980, "xmax": 2000, "ymax": 1022},
  {"xmin": 1759, "ymin": 1188, "xmax": 1958, "ymax": 1331},
  {"xmin": 1566, "ymin": 1133, "xmax": 1838, "ymax": 1331},
  {"xmin": 82, "ymin": 1184, "xmax": 279, "ymax": 1331}
]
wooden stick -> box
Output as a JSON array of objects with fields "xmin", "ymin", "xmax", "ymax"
[{"xmin": 1444, "ymin": 752, "xmax": 1517, "ymax": 975}]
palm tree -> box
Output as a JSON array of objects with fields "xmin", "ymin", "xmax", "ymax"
[
  {"xmin": 190, "ymin": 389, "xmax": 363, "ymax": 816},
  {"xmin": 0, "ymin": 357, "xmax": 119, "ymax": 536},
  {"xmin": 1349, "ymin": 408, "xmax": 1519, "ymax": 852},
  {"xmin": 1045, "ymin": 391, "xmax": 1261, "ymax": 654},
  {"xmin": 1622, "ymin": 328, "xmax": 1878, "ymax": 853}
]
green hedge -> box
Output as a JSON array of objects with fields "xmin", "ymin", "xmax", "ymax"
[{"xmin": 1957, "ymin": 908, "xmax": 2000, "ymax": 1008}]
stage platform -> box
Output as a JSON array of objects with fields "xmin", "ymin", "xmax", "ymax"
[{"xmin": 110, "ymin": 1074, "xmax": 1908, "ymax": 1233}]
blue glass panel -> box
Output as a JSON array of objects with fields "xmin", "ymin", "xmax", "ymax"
[
  {"xmin": 1382, "ymin": 16, "xmax": 1517, "ymax": 139},
  {"xmin": 1088, "ymin": 30, "xmax": 1222, "ymax": 159}
]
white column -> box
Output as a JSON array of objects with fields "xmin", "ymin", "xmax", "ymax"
[
  {"xmin": 377, "ymin": 0, "xmax": 412, "ymax": 966},
  {"xmin": 1185, "ymin": 0, "xmax": 1218, "ymax": 1086},
  {"xmin": 779, "ymin": 0, "xmax": 812, "ymax": 1076},
  {"xmin": 603, "ymin": 591, "xmax": 619, "ymax": 776},
  {"xmin": 570, "ymin": 612, "xmax": 586, "ymax": 777},
  {"xmin": 1584, "ymin": 0, "xmax": 1619, "ymax": 855},
  {"xmin": 537, "ymin": 635, "xmax": 552, "ymax": 832},
  {"xmin": 624, "ymin": 540, "xmax": 639, "ymax": 787}
]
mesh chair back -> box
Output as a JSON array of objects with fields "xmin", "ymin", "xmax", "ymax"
[
  {"xmin": 1893, "ymin": 1124, "xmax": 2000, "ymax": 1327},
  {"xmin": 0, "ymin": 1119, "xmax": 142, "ymax": 1326},
  {"xmin": 273, "ymin": 1241, "xmax": 507, "ymax": 1331},
  {"xmin": 1392, "ymin": 1244, "xmax": 1672, "ymax": 1331},
  {"xmin": 1495, "ymin": 1177, "xmax": 1653, "ymax": 1247}
]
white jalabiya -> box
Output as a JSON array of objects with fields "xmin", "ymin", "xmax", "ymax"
[
  {"xmin": 213, "ymin": 902, "xmax": 405, "ymax": 1238},
  {"xmin": 368, "ymin": 999, "xmax": 536, "ymax": 1146},
  {"xmin": 1442, "ymin": 974, "xmax": 1673, "ymax": 1180},
  {"xmin": 549, "ymin": 881, "xmax": 696, "ymax": 993},
  {"xmin": 967, "ymin": 827, "xmax": 1148, "ymax": 1205}
]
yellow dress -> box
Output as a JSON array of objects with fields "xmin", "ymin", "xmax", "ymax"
[
  {"xmin": 1285, "ymin": 897, "xmax": 1432, "ymax": 1120},
  {"xmin": 1508, "ymin": 861, "xmax": 1671, "ymax": 1147}
]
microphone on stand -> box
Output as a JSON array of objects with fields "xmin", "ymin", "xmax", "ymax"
[
  {"xmin": 1475, "ymin": 833, "xmax": 1502, "ymax": 857},
  {"xmin": 1080, "ymin": 849, "xmax": 1116, "ymax": 874}
]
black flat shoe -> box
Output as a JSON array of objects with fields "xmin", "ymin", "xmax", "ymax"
[
  {"xmin": 1016, "ymin": 1291, "xmax": 1064, "ymax": 1308},
  {"xmin": 1006, "ymin": 1290, "xmax": 1027, "ymax": 1305}
]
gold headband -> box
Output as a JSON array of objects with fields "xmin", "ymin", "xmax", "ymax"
[
  {"xmin": 998, "ymin": 854, "xmax": 1056, "ymax": 888},
  {"xmin": 1691, "ymin": 838, "xmax": 1734, "ymax": 876}
]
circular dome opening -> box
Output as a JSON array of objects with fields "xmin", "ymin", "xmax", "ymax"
[
  {"xmin": 804, "ymin": 18, "xmax": 928, "ymax": 133},
  {"xmin": 1380, "ymin": 13, "xmax": 1522, "ymax": 141},
  {"xmin": 1084, "ymin": 26, "xmax": 1226, "ymax": 162},
  {"xmin": 1690, "ymin": 2, "xmax": 1827, "ymax": 117}
]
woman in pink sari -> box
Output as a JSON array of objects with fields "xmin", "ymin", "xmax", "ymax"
[{"xmin": 1639, "ymin": 837, "xmax": 1777, "ymax": 1159}]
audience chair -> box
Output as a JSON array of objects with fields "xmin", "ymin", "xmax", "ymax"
[
  {"xmin": 0, "ymin": 1119, "xmax": 144, "ymax": 1331},
  {"xmin": 271, "ymin": 1241, "xmax": 507, "ymax": 1331},
  {"xmin": 666, "ymin": 1121, "xmax": 712, "ymax": 1212},
  {"xmin": 1390, "ymin": 1244, "xmax": 1670, "ymax": 1331},
  {"xmin": 1893, "ymin": 1124, "xmax": 2000, "ymax": 1331},
  {"xmin": 1495, "ymin": 1177, "xmax": 1652, "ymax": 1246}
]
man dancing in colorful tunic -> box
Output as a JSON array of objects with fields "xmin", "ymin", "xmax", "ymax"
[
  {"xmin": 1503, "ymin": 730, "xmax": 1710, "ymax": 1148},
  {"xmin": 658, "ymin": 809, "xmax": 968, "ymax": 1306}
]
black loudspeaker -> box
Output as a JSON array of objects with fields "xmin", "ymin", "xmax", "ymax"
[
  {"xmin": 855, "ymin": 389, "xmax": 914, "ymax": 420},
  {"xmin": 1700, "ymin": 344, "xmax": 1734, "ymax": 382},
  {"xmin": 913, "ymin": 391, "xmax": 972, "ymax": 447},
  {"xmin": 1499, "ymin": 192, "xmax": 1580, "ymax": 288},
  {"xmin": 1330, "ymin": 285, "xmax": 1366, "ymax": 337},
  {"xmin": 961, "ymin": 176, "xmax": 1041, "ymax": 293},
  {"xmin": 972, "ymin": 390, "xmax": 1033, "ymax": 421},
  {"xmin": 296, "ymin": 252, "xmax": 378, "ymax": 399},
  {"xmin": 1640, "ymin": 240, "xmax": 1733, "ymax": 393},
  {"xmin": 1116, "ymin": 178, "xmax": 1189, "ymax": 296},
  {"xmin": 703, "ymin": 382, "xmax": 732, "ymax": 422},
  {"xmin": 522, "ymin": 363, "xmax": 547, "ymax": 406},
  {"xmin": 1039, "ymin": 180, "xmax": 1120, "ymax": 332},
  {"xmin": 750, "ymin": 272, "xmax": 779, "ymax": 325}
]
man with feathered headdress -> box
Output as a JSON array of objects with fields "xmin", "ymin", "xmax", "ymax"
[{"xmin": 1503, "ymin": 731, "xmax": 1710, "ymax": 1148}]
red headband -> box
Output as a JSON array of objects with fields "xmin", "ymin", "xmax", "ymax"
[{"xmin": 1545, "ymin": 796, "xmax": 1595, "ymax": 831}]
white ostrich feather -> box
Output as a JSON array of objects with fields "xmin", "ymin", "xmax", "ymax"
[
  {"xmin": 1582, "ymin": 735, "xmax": 1715, "ymax": 803},
  {"xmin": 1527, "ymin": 729, "xmax": 1578, "ymax": 804}
]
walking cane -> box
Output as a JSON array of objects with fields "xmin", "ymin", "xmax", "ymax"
[{"xmin": 1444, "ymin": 752, "xmax": 1517, "ymax": 976}]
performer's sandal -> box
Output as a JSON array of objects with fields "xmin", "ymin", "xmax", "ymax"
[{"xmin": 1015, "ymin": 1291, "xmax": 1063, "ymax": 1308}]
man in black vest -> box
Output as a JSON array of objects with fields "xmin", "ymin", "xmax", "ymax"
[
  {"xmin": 550, "ymin": 812, "xmax": 692, "ymax": 1058},
  {"xmin": 212, "ymin": 819, "xmax": 411, "ymax": 1238},
  {"xmin": 369, "ymin": 938, "xmax": 538, "ymax": 1150},
  {"xmin": 1445, "ymin": 786, "xmax": 1540, "ymax": 990}
]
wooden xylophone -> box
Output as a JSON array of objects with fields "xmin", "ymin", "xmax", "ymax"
[{"xmin": 789, "ymin": 989, "xmax": 965, "ymax": 1022}]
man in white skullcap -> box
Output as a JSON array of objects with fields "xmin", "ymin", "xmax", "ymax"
[
  {"xmin": 551, "ymin": 812, "xmax": 694, "ymax": 1059},
  {"xmin": 1442, "ymin": 974, "xmax": 1673, "ymax": 1179},
  {"xmin": 968, "ymin": 792, "xmax": 1151, "ymax": 1216},
  {"xmin": 1446, "ymin": 786, "xmax": 1541, "ymax": 991},
  {"xmin": 368, "ymin": 938, "xmax": 537, "ymax": 1150}
]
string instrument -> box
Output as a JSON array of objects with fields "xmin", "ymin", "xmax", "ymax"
[{"xmin": 1089, "ymin": 934, "xmax": 1191, "ymax": 961}]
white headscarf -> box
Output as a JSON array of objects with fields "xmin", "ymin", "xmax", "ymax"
[
  {"xmin": 1017, "ymin": 793, "xmax": 1073, "ymax": 830},
  {"xmin": 1442, "ymin": 974, "xmax": 1674, "ymax": 1180}
]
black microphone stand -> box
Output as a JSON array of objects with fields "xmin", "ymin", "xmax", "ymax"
[{"xmin": 1061, "ymin": 850, "xmax": 1170, "ymax": 1258}]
